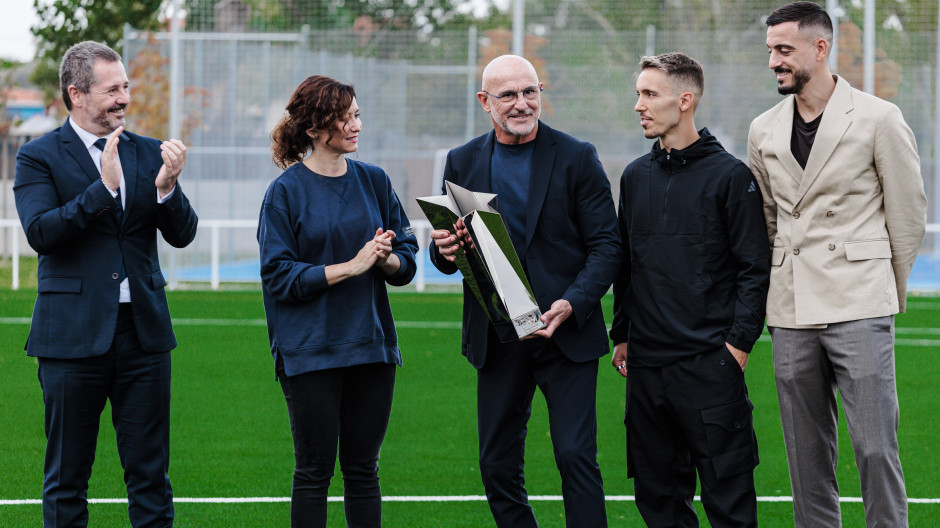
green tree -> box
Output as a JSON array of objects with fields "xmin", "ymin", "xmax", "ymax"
[
  {"xmin": 183, "ymin": 0, "xmax": 505, "ymax": 32},
  {"xmin": 29, "ymin": 0, "xmax": 164, "ymax": 103},
  {"xmin": 0, "ymin": 59, "xmax": 18, "ymax": 137}
]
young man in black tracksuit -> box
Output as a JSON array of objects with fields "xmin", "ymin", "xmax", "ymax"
[{"xmin": 610, "ymin": 53, "xmax": 770, "ymax": 527}]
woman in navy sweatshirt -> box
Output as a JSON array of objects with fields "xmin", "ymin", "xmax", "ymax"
[{"xmin": 258, "ymin": 75, "xmax": 417, "ymax": 528}]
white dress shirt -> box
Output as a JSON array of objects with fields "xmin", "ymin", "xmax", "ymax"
[{"xmin": 68, "ymin": 119, "xmax": 176, "ymax": 303}]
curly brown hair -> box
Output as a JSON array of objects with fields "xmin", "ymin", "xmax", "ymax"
[{"xmin": 271, "ymin": 75, "xmax": 356, "ymax": 169}]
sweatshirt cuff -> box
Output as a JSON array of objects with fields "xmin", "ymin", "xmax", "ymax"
[
  {"xmin": 298, "ymin": 265, "xmax": 328, "ymax": 297},
  {"xmin": 725, "ymin": 327, "xmax": 756, "ymax": 353},
  {"xmin": 385, "ymin": 251, "xmax": 413, "ymax": 286},
  {"xmin": 609, "ymin": 322, "xmax": 629, "ymax": 345}
]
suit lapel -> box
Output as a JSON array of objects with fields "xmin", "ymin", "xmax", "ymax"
[
  {"xmin": 117, "ymin": 132, "xmax": 138, "ymax": 224},
  {"xmin": 771, "ymin": 97, "xmax": 804, "ymax": 188},
  {"xmin": 61, "ymin": 118, "xmax": 102, "ymax": 185},
  {"xmin": 468, "ymin": 131, "xmax": 495, "ymax": 194},
  {"xmin": 796, "ymin": 77, "xmax": 852, "ymax": 202},
  {"xmin": 525, "ymin": 122, "xmax": 555, "ymax": 250}
]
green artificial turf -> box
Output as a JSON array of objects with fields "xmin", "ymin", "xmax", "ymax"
[{"xmin": 1, "ymin": 289, "xmax": 938, "ymax": 527}]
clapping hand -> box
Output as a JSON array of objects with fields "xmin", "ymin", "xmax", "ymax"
[{"xmin": 155, "ymin": 139, "xmax": 188, "ymax": 198}]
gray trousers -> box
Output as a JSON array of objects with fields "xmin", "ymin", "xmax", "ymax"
[{"xmin": 770, "ymin": 316, "xmax": 907, "ymax": 528}]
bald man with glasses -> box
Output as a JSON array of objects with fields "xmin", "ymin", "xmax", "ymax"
[{"xmin": 429, "ymin": 54, "xmax": 621, "ymax": 528}]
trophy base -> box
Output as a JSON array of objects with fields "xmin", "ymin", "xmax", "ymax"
[{"xmin": 512, "ymin": 308, "xmax": 546, "ymax": 338}]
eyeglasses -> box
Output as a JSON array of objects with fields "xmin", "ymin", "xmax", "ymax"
[{"xmin": 483, "ymin": 86, "xmax": 542, "ymax": 103}]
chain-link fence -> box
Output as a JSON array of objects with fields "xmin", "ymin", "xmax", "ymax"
[{"xmin": 7, "ymin": 1, "xmax": 937, "ymax": 287}]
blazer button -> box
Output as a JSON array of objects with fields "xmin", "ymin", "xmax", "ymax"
[
  {"xmin": 826, "ymin": 211, "xmax": 834, "ymax": 217},
  {"xmin": 792, "ymin": 212, "xmax": 800, "ymax": 219},
  {"xmin": 828, "ymin": 243, "xmax": 836, "ymax": 251},
  {"xmin": 793, "ymin": 248, "xmax": 800, "ymax": 255},
  {"xmin": 112, "ymin": 273, "xmax": 120, "ymax": 280}
]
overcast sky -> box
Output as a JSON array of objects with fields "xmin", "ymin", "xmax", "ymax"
[{"xmin": 0, "ymin": 0, "xmax": 39, "ymax": 63}]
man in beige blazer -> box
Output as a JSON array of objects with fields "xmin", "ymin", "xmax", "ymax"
[{"xmin": 747, "ymin": 2, "xmax": 927, "ymax": 527}]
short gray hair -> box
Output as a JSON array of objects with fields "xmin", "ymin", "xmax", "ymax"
[{"xmin": 59, "ymin": 41, "xmax": 122, "ymax": 111}]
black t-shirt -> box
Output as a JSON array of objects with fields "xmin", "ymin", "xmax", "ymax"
[{"xmin": 791, "ymin": 104, "xmax": 823, "ymax": 169}]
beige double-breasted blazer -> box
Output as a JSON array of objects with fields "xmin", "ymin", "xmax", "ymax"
[{"xmin": 747, "ymin": 75, "xmax": 927, "ymax": 328}]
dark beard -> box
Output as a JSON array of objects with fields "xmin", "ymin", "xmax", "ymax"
[
  {"xmin": 93, "ymin": 105, "xmax": 126, "ymax": 133},
  {"xmin": 777, "ymin": 68, "xmax": 812, "ymax": 95}
]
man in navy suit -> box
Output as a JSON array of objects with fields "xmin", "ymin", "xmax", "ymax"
[
  {"xmin": 429, "ymin": 55, "xmax": 621, "ymax": 528},
  {"xmin": 14, "ymin": 41, "xmax": 198, "ymax": 527}
]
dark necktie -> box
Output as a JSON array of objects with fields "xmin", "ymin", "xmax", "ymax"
[
  {"xmin": 94, "ymin": 138, "xmax": 126, "ymax": 281},
  {"xmin": 93, "ymin": 138, "xmax": 123, "ymax": 223}
]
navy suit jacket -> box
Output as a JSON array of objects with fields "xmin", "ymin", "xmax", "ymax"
[
  {"xmin": 431, "ymin": 122, "xmax": 621, "ymax": 368},
  {"xmin": 14, "ymin": 118, "xmax": 198, "ymax": 358}
]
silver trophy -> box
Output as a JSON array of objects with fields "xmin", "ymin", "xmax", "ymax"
[{"xmin": 418, "ymin": 181, "xmax": 545, "ymax": 340}]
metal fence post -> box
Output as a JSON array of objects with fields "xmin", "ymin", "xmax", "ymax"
[
  {"xmin": 211, "ymin": 221, "xmax": 221, "ymax": 290},
  {"xmin": 12, "ymin": 224, "xmax": 19, "ymax": 291},
  {"xmin": 935, "ymin": 0, "xmax": 940, "ymax": 248},
  {"xmin": 466, "ymin": 26, "xmax": 477, "ymax": 142}
]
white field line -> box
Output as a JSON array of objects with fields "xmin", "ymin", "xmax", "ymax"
[
  {"xmin": 3, "ymin": 307, "xmax": 938, "ymax": 507},
  {"xmin": 906, "ymin": 301, "xmax": 940, "ymax": 310},
  {"xmin": 3, "ymin": 318, "xmax": 939, "ymax": 333},
  {"xmin": 1, "ymin": 319, "xmax": 939, "ymax": 347},
  {"xmin": 3, "ymin": 496, "xmax": 940, "ymax": 506}
]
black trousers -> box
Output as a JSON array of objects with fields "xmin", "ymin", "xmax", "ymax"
[
  {"xmin": 277, "ymin": 357, "xmax": 396, "ymax": 528},
  {"xmin": 477, "ymin": 337, "xmax": 607, "ymax": 528},
  {"xmin": 38, "ymin": 303, "xmax": 173, "ymax": 528},
  {"xmin": 627, "ymin": 347, "xmax": 758, "ymax": 528}
]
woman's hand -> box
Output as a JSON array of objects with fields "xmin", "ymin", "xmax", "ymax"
[
  {"xmin": 348, "ymin": 233, "xmax": 382, "ymax": 276},
  {"xmin": 373, "ymin": 228, "xmax": 402, "ymax": 275}
]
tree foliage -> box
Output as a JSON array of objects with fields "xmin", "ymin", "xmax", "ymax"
[
  {"xmin": 524, "ymin": 0, "xmax": 937, "ymax": 34},
  {"xmin": 124, "ymin": 35, "xmax": 210, "ymax": 143},
  {"xmin": 183, "ymin": 0, "xmax": 507, "ymax": 33},
  {"xmin": 0, "ymin": 61, "xmax": 18, "ymax": 137},
  {"xmin": 29, "ymin": 0, "xmax": 164, "ymax": 102}
]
